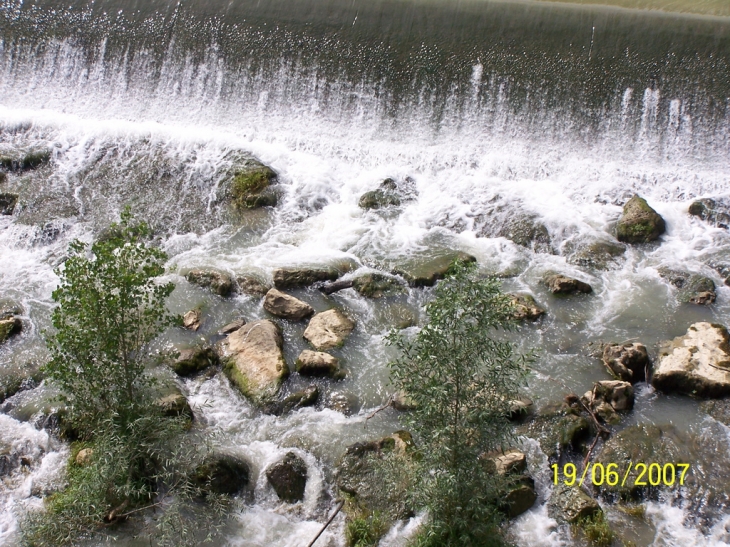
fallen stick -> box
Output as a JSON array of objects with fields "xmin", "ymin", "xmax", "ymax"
[{"xmin": 306, "ymin": 500, "xmax": 345, "ymax": 547}]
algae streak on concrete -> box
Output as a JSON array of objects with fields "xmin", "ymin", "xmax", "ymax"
[{"xmin": 530, "ymin": 0, "xmax": 730, "ymax": 17}]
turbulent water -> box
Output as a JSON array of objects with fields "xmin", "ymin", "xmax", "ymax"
[{"xmin": 0, "ymin": 0, "xmax": 729, "ymax": 545}]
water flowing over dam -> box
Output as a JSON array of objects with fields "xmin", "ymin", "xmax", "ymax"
[{"xmin": 0, "ymin": 0, "xmax": 729, "ymax": 545}]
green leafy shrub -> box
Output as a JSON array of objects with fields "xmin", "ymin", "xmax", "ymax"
[
  {"xmin": 574, "ymin": 512, "xmax": 615, "ymax": 547},
  {"xmin": 388, "ymin": 261, "xmax": 531, "ymax": 547}
]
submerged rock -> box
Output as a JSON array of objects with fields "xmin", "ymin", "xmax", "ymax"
[
  {"xmin": 227, "ymin": 161, "xmax": 278, "ymax": 209},
  {"xmin": 509, "ymin": 294, "xmax": 546, "ymax": 321},
  {"xmin": 518, "ymin": 402, "xmax": 591, "ymax": 460},
  {"xmin": 548, "ymin": 484, "xmax": 602, "ymax": 523},
  {"xmin": 688, "ymin": 198, "xmax": 730, "ymax": 229},
  {"xmin": 582, "ymin": 381, "xmax": 634, "ymax": 424},
  {"xmin": 235, "ymin": 275, "xmax": 271, "ymax": 296},
  {"xmin": 218, "ymin": 318, "xmax": 246, "ymax": 335},
  {"xmin": 172, "ymin": 347, "xmax": 219, "ymax": 377},
  {"xmin": 266, "ymin": 452, "xmax": 308, "ymax": 503},
  {"xmin": 352, "ymin": 273, "xmax": 405, "ymax": 298},
  {"xmin": 0, "ymin": 193, "xmax": 18, "ymax": 216},
  {"xmin": 652, "ymin": 322, "xmax": 730, "ymax": 398},
  {"xmin": 263, "ymin": 288, "xmax": 315, "ymax": 321},
  {"xmin": 303, "ymin": 309, "xmax": 355, "ymax": 350},
  {"xmin": 358, "ymin": 178, "xmax": 416, "ymax": 210},
  {"xmin": 263, "ymin": 385, "xmax": 319, "ymax": 416},
  {"xmin": 565, "ymin": 237, "xmax": 627, "ymax": 270},
  {"xmin": 616, "ymin": 195, "xmax": 666, "ymax": 244},
  {"xmin": 392, "ymin": 251, "xmax": 476, "ymax": 287},
  {"xmin": 700, "ymin": 398, "xmax": 730, "ymax": 426},
  {"xmin": 0, "ymin": 149, "xmax": 51, "ymax": 171},
  {"xmin": 295, "ymin": 350, "xmax": 343, "ymax": 378},
  {"xmin": 542, "ymin": 273, "xmax": 592, "ymax": 295},
  {"xmin": 155, "ymin": 391, "xmax": 193, "ymax": 420},
  {"xmin": 327, "ymin": 390, "xmax": 358, "ymax": 415},
  {"xmin": 602, "ymin": 342, "xmax": 650, "ymax": 383},
  {"xmin": 194, "ymin": 453, "xmax": 250, "ymax": 495},
  {"xmin": 221, "ymin": 319, "xmax": 288, "ymax": 403},
  {"xmin": 658, "ymin": 268, "xmax": 716, "ymax": 305},
  {"xmin": 273, "ymin": 267, "xmax": 341, "ymax": 289},
  {"xmin": 186, "ymin": 269, "xmax": 234, "ymax": 297},
  {"xmin": 473, "ymin": 203, "xmax": 554, "ymax": 254}
]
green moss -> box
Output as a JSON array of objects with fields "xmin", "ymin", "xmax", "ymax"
[
  {"xmin": 345, "ymin": 510, "xmax": 389, "ymax": 547},
  {"xmin": 573, "ymin": 512, "xmax": 615, "ymax": 547},
  {"xmin": 224, "ymin": 359, "xmax": 253, "ymax": 398},
  {"xmin": 231, "ymin": 167, "xmax": 277, "ymax": 209}
]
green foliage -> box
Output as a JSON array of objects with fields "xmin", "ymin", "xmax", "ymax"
[
  {"xmin": 230, "ymin": 167, "xmax": 276, "ymax": 209},
  {"xmin": 45, "ymin": 208, "xmax": 175, "ymax": 436},
  {"xmin": 387, "ymin": 262, "xmax": 531, "ymax": 547},
  {"xmin": 346, "ymin": 510, "xmax": 389, "ymax": 547},
  {"xmin": 574, "ymin": 512, "xmax": 616, "ymax": 547}
]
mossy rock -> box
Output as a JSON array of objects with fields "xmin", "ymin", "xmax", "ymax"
[
  {"xmin": 262, "ymin": 385, "xmax": 319, "ymax": 416},
  {"xmin": 230, "ymin": 166, "xmax": 278, "ymax": 209},
  {"xmin": 266, "ymin": 452, "xmax": 308, "ymax": 503},
  {"xmin": 194, "ymin": 453, "xmax": 250, "ymax": 496},
  {"xmin": 0, "ymin": 194, "xmax": 18, "ymax": 216},
  {"xmin": 565, "ymin": 237, "xmax": 627, "ymax": 270},
  {"xmin": 185, "ymin": 269, "xmax": 234, "ymax": 297},
  {"xmin": 688, "ymin": 198, "xmax": 730, "ymax": 229},
  {"xmin": 352, "ymin": 273, "xmax": 405, "ymax": 298},
  {"xmin": 359, "ymin": 189, "xmax": 401, "ymax": 210},
  {"xmin": 616, "ymin": 195, "xmax": 666, "ymax": 244},
  {"xmin": 172, "ymin": 347, "xmax": 219, "ymax": 377},
  {"xmin": 0, "ymin": 149, "xmax": 51, "ymax": 171},
  {"xmin": 392, "ymin": 251, "xmax": 476, "ymax": 287},
  {"xmin": 518, "ymin": 402, "xmax": 591, "ymax": 460},
  {"xmin": 0, "ymin": 317, "xmax": 22, "ymax": 345},
  {"xmin": 548, "ymin": 484, "xmax": 602, "ymax": 524}
]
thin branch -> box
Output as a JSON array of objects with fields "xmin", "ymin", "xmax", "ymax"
[
  {"xmin": 306, "ymin": 500, "xmax": 345, "ymax": 547},
  {"xmin": 364, "ymin": 396, "xmax": 395, "ymax": 429}
]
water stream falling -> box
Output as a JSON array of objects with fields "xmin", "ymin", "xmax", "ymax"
[{"xmin": 0, "ymin": 0, "xmax": 729, "ymax": 545}]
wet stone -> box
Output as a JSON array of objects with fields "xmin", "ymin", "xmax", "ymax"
[
  {"xmin": 262, "ymin": 385, "xmax": 319, "ymax": 416},
  {"xmin": 194, "ymin": 454, "xmax": 250, "ymax": 496},
  {"xmin": 616, "ymin": 195, "xmax": 666, "ymax": 244},
  {"xmin": 186, "ymin": 269, "xmax": 234, "ymax": 297},
  {"xmin": 182, "ymin": 309, "xmax": 201, "ymax": 331},
  {"xmin": 295, "ymin": 350, "xmax": 343, "ymax": 378},
  {"xmin": 0, "ymin": 194, "xmax": 18, "ymax": 216},
  {"xmin": 263, "ymin": 288, "xmax": 315, "ymax": 321},
  {"xmin": 266, "ymin": 452, "xmax": 308, "ymax": 503},
  {"xmin": 509, "ymin": 294, "xmax": 546, "ymax": 321},
  {"xmin": 542, "ymin": 273, "xmax": 593, "ymax": 295},
  {"xmin": 273, "ymin": 267, "xmax": 340, "ymax": 289},
  {"xmin": 172, "ymin": 347, "xmax": 219, "ymax": 377},
  {"xmin": 304, "ymin": 309, "xmax": 355, "ymax": 350},
  {"xmin": 602, "ymin": 342, "xmax": 650, "ymax": 383},
  {"xmin": 235, "ymin": 275, "xmax": 271, "ymax": 296}
]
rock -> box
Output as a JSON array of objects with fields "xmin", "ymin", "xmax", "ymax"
[
  {"xmin": 602, "ymin": 342, "xmax": 650, "ymax": 383},
  {"xmin": 657, "ymin": 268, "xmax": 716, "ymax": 305},
  {"xmin": 488, "ymin": 450, "xmax": 527, "ymax": 475},
  {"xmin": 504, "ymin": 481, "xmax": 538, "ymax": 518},
  {"xmin": 0, "ymin": 172, "xmax": 6, "ymax": 184},
  {"xmin": 0, "ymin": 317, "xmax": 22, "ymax": 345},
  {"xmin": 565, "ymin": 237, "xmax": 627, "ymax": 270},
  {"xmin": 75, "ymin": 448, "xmax": 93, "ymax": 466},
  {"xmin": 542, "ymin": 273, "xmax": 593, "ymax": 295},
  {"xmin": 336, "ymin": 432, "xmax": 415, "ymax": 521},
  {"xmin": 273, "ymin": 267, "xmax": 341, "ymax": 289},
  {"xmin": 266, "ymin": 452, "xmax": 308, "ymax": 503},
  {"xmin": 194, "ymin": 453, "xmax": 250, "ymax": 495},
  {"xmin": 295, "ymin": 350, "xmax": 343, "ymax": 378},
  {"xmin": 228, "ymin": 162, "xmax": 278, "ymax": 209},
  {"xmin": 263, "ymin": 385, "xmax": 319, "ymax": 415},
  {"xmin": 155, "ymin": 391, "xmax": 193, "ymax": 420},
  {"xmin": 700, "ymin": 398, "xmax": 730, "ymax": 426},
  {"xmin": 303, "ymin": 309, "xmax": 355, "ymax": 350},
  {"xmin": 182, "ymin": 309, "xmax": 201, "ymax": 331},
  {"xmin": 235, "ymin": 275, "xmax": 271, "ymax": 296},
  {"xmin": 688, "ymin": 198, "xmax": 730, "ymax": 229},
  {"xmin": 327, "ymin": 391, "xmax": 357, "ymax": 415},
  {"xmin": 392, "ymin": 391, "xmax": 417, "ymax": 411},
  {"xmin": 595, "ymin": 424, "xmax": 691, "ymax": 500},
  {"xmin": 392, "ymin": 251, "xmax": 477, "ymax": 287},
  {"xmin": 548, "ymin": 484, "xmax": 602, "ymax": 524},
  {"xmin": 616, "ymin": 195, "xmax": 666, "ymax": 244},
  {"xmin": 652, "ymin": 322, "xmax": 730, "ymax": 398},
  {"xmin": 320, "ymin": 279, "xmax": 354, "ymax": 295},
  {"xmin": 358, "ymin": 178, "xmax": 416, "ymax": 210},
  {"xmin": 583, "ymin": 381, "xmax": 635, "ymax": 412},
  {"xmin": 186, "ymin": 269, "xmax": 234, "ymax": 297},
  {"xmin": 474, "ymin": 205, "xmax": 554, "ymax": 253},
  {"xmin": 509, "ymin": 294, "xmax": 546, "ymax": 321},
  {"xmin": 518, "ymin": 402, "xmax": 591, "ymax": 460},
  {"xmin": 221, "ymin": 319, "xmax": 288, "ymax": 403},
  {"xmin": 172, "ymin": 347, "xmax": 219, "ymax": 377},
  {"xmin": 508, "ymin": 398, "xmax": 534, "ymax": 421},
  {"xmin": 352, "ymin": 273, "xmax": 405, "ymax": 298},
  {"xmin": 711, "ymin": 262, "xmax": 730, "ymax": 287},
  {"xmin": 218, "ymin": 318, "xmax": 246, "ymax": 335},
  {"xmin": 0, "ymin": 194, "xmax": 18, "ymax": 215},
  {"xmin": 263, "ymin": 289, "xmax": 315, "ymax": 321},
  {"xmin": 0, "ymin": 149, "xmax": 51, "ymax": 171}
]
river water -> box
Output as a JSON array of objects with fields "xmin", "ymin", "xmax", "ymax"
[{"xmin": 0, "ymin": 0, "xmax": 729, "ymax": 545}]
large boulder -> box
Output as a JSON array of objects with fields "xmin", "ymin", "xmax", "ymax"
[
  {"xmin": 616, "ymin": 195, "xmax": 666, "ymax": 244},
  {"xmin": 688, "ymin": 198, "xmax": 730, "ymax": 229},
  {"xmin": 303, "ymin": 309, "xmax": 355, "ymax": 350},
  {"xmin": 504, "ymin": 481, "xmax": 538, "ymax": 518},
  {"xmin": 657, "ymin": 268, "xmax": 716, "ymax": 305},
  {"xmin": 652, "ymin": 322, "xmax": 730, "ymax": 398},
  {"xmin": 0, "ymin": 194, "xmax": 18, "ymax": 216},
  {"xmin": 221, "ymin": 320, "xmax": 289, "ymax": 403},
  {"xmin": 352, "ymin": 273, "xmax": 405, "ymax": 298},
  {"xmin": 542, "ymin": 273, "xmax": 592, "ymax": 295},
  {"xmin": 186, "ymin": 269, "xmax": 234, "ymax": 297},
  {"xmin": 266, "ymin": 452, "xmax": 308, "ymax": 503},
  {"xmin": 392, "ymin": 251, "xmax": 476, "ymax": 287},
  {"xmin": 228, "ymin": 162, "xmax": 278, "ymax": 209},
  {"xmin": 155, "ymin": 391, "xmax": 193, "ymax": 420},
  {"xmin": 273, "ymin": 267, "xmax": 341, "ymax": 289},
  {"xmin": 263, "ymin": 289, "xmax": 315, "ymax": 321},
  {"xmin": 473, "ymin": 203, "xmax": 554, "ymax": 254},
  {"xmin": 295, "ymin": 350, "xmax": 343, "ymax": 378},
  {"xmin": 548, "ymin": 484, "xmax": 602, "ymax": 524},
  {"xmin": 235, "ymin": 275, "xmax": 271, "ymax": 296},
  {"xmin": 194, "ymin": 453, "xmax": 250, "ymax": 495},
  {"xmin": 172, "ymin": 347, "xmax": 219, "ymax": 377},
  {"xmin": 518, "ymin": 402, "xmax": 591, "ymax": 460},
  {"xmin": 602, "ymin": 342, "xmax": 650, "ymax": 383},
  {"xmin": 509, "ymin": 294, "xmax": 546, "ymax": 321}
]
